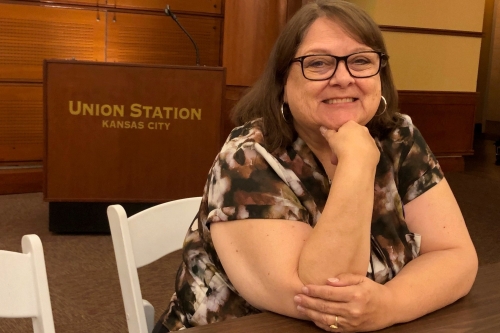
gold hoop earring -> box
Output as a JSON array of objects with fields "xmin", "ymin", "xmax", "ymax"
[
  {"xmin": 281, "ymin": 103, "xmax": 287, "ymax": 122},
  {"xmin": 378, "ymin": 96, "xmax": 387, "ymax": 116}
]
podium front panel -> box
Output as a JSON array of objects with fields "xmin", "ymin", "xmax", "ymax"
[{"xmin": 44, "ymin": 60, "xmax": 225, "ymax": 202}]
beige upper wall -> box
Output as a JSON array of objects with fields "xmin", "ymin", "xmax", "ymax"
[
  {"xmin": 384, "ymin": 33, "xmax": 482, "ymax": 92},
  {"xmin": 348, "ymin": 0, "xmax": 485, "ymax": 92},
  {"xmin": 350, "ymin": 0, "xmax": 485, "ymax": 32}
]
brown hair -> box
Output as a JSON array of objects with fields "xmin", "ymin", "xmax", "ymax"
[{"xmin": 231, "ymin": 0, "xmax": 401, "ymax": 152}]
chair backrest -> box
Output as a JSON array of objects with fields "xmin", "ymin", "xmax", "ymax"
[
  {"xmin": 0, "ymin": 234, "xmax": 55, "ymax": 333},
  {"xmin": 107, "ymin": 197, "xmax": 202, "ymax": 333}
]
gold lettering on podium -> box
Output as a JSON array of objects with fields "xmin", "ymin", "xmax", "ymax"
[
  {"xmin": 130, "ymin": 103, "xmax": 142, "ymax": 118},
  {"xmin": 100, "ymin": 104, "xmax": 112, "ymax": 116},
  {"xmin": 152, "ymin": 107, "xmax": 163, "ymax": 118},
  {"xmin": 164, "ymin": 107, "xmax": 174, "ymax": 118},
  {"xmin": 69, "ymin": 101, "xmax": 80, "ymax": 115},
  {"xmin": 102, "ymin": 120, "xmax": 144, "ymax": 129},
  {"xmin": 143, "ymin": 106, "xmax": 153, "ymax": 118},
  {"xmin": 147, "ymin": 122, "xmax": 171, "ymax": 130},
  {"xmin": 83, "ymin": 103, "xmax": 93, "ymax": 115},
  {"xmin": 179, "ymin": 108, "xmax": 189, "ymax": 119},
  {"xmin": 70, "ymin": 101, "xmax": 125, "ymax": 117},
  {"xmin": 128, "ymin": 104, "xmax": 202, "ymax": 119},
  {"xmin": 191, "ymin": 108, "xmax": 201, "ymax": 120},
  {"xmin": 72, "ymin": 101, "xmax": 202, "ymax": 131}
]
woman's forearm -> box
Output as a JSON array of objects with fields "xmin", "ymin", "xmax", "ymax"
[
  {"xmin": 384, "ymin": 248, "xmax": 478, "ymax": 326},
  {"xmin": 298, "ymin": 161, "xmax": 376, "ymax": 285}
]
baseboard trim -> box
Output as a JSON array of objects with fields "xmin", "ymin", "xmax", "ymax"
[
  {"xmin": 436, "ymin": 156, "xmax": 465, "ymax": 172},
  {"xmin": 0, "ymin": 168, "xmax": 43, "ymax": 195}
]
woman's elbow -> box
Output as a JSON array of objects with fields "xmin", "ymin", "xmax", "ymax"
[{"xmin": 459, "ymin": 247, "xmax": 479, "ymax": 297}]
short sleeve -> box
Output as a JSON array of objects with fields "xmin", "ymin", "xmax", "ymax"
[
  {"xmin": 396, "ymin": 116, "xmax": 444, "ymax": 204},
  {"xmin": 205, "ymin": 125, "xmax": 310, "ymax": 226}
]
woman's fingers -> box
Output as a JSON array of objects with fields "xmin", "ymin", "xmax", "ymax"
[
  {"xmin": 296, "ymin": 304, "xmax": 346, "ymax": 332},
  {"xmin": 295, "ymin": 294, "xmax": 348, "ymax": 316},
  {"xmin": 326, "ymin": 273, "xmax": 364, "ymax": 287},
  {"xmin": 319, "ymin": 122, "xmax": 379, "ymax": 167},
  {"xmin": 296, "ymin": 276, "xmax": 392, "ymax": 332},
  {"xmin": 320, "ymin": 126, "xmax": 339, "ymax": 165},
  {"xmin": 300, "ymin": 282, "xmax": 359, "ymax": 302}
]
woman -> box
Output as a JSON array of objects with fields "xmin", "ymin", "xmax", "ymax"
[{"xmin": 154, "ymin": 1, "xmax": 478, "ymax": 332}]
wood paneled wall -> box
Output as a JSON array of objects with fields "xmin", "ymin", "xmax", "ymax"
[
  {"xmin": 221, "ymin": 0, "xmax": 303, "ymax": 140},
  {"xmin": 0, "ymin": 0, "xmax": 226, "ymax": 194},
  {"xmin": 0, "ymin": 3, "xmax": 106, "ymax": 81},
  {"xmin": 399, "ymin": 91, "xmax": 478, "ymax": 171},
  {"xmin": 0, "ymin": 83, "xmax": 43, "ymax": 162},
  {"xmin": 106, "ymin": 12, "xmax": 221, "ymax": 66},
  {"xmin": 222, "ymin": 0, "xmax": 303, "ymax": 86},
  {"xmin": 223, "ymin": 1, "xmax": 288, "ymax": 86},
  {"xmin": 114, "ymin": 0, "xmax": 222, "ymax": 13}
]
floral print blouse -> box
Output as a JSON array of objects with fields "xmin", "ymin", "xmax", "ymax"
[{"xmin": 154, "ymin": 114, "xmax": 444, "ymax": 331}]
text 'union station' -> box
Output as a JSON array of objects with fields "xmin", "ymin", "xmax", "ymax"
[{"xmin": 69, "ymin": 101, "xmax": 202, "ymax": 120}]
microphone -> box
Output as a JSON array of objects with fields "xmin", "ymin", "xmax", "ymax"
[{"xmin": 164, "ymin": 5, "xmax": 200, "ymax": 66}]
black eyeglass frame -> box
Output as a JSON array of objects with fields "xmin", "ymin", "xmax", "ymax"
[{"xmin": 291, "ymin": 51, "xmax": 388, "ymax": 81}]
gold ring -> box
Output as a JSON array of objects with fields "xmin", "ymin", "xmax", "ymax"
[{"xmin": 329, "ymin": 315, "xmax": 338, "ymax": 329}]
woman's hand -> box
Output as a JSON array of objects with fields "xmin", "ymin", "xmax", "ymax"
[
  {"xmin": 320, "ymin": 121, "xmax": 379, "ymax": 168},
  {"xmin": 294, "ymin": 273, "xmax": 394, "ymax": 332}
]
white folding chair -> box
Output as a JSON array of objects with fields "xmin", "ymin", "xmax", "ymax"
[
  {"xmin": 0, "ymin": 234, "xmax": 55, "ymax": 333},
  {"xmin": 107, "ymin": 197, "xmax": 202, "ymax": 333}
]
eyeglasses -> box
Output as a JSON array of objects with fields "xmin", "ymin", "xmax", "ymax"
[{"xmin": 291, "ymin": 51, "xmax": 388, "ymax": 81}]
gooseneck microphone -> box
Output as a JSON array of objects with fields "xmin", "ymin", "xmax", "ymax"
[{"xmin": 164, "ymin": 5, "xmax": 200, "ymax": 66}]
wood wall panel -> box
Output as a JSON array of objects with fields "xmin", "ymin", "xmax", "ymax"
[
  {"xmin": 223, "ymin": 0, "xmax": 288, "ymax": 86},
  {"xmin": 221, "ymin": 0, "xmax": 302, "ymax": 142},
  {"xmin": 222, "ymin": 0, "xmax": 303, "ymax": 86},
  {"xmin": 30, "ymin": 0, "xmax": 106, "ymax": 4},
  {"xmin": 114, "ymin": 0, "xmax": 222, "ymax": 14},
  {"xmin": 286, "ymin": 0, "xmax": 304, "ymax": 20},
  {"xmin": 398, "ymin": 91, "xmax": 477, "ymax": 171},
  {"xmin": 0, "ymin": 3, "xmax": 105, "ymax": 81},
  {"xmin": 106, "ymin": 12, "xmax": 221, "ymax": 66},
  {"xmin": 434, "ymin": 157, "xmax": 465, "ymax": 173},
  {"xmin": 0, "ymin": 83, "xmax": 43, "ymax": 162},
  {"xmin": 223, "ymin": 86, "xmax": 248, "ymax": 142},
  {"xmin": 10, "ymin": 0, "xmax": 220, "ymax": 10}
]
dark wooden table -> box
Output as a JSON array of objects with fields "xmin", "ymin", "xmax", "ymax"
[{"xmin": 186, "ymin": 262, "xmax": 500, "ymax": 332}]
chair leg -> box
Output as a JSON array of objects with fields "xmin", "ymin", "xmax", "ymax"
[{"xmin": 143, "ymin": 299, "xmax": 155, "ymax": 333}]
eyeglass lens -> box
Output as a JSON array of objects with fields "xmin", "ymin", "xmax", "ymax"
[{"xmin": 301, "ymin": 52, "xmax": 381, "ymax": 80}]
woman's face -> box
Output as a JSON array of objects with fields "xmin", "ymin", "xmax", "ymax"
[{"xmin": 284, "ymin": 16, "xmax": 382, "ymax": 139}]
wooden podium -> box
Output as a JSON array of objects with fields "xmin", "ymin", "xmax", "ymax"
[{"xmin": 43, "ymin": 60, "xmax": 226, "ymax": 232}]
